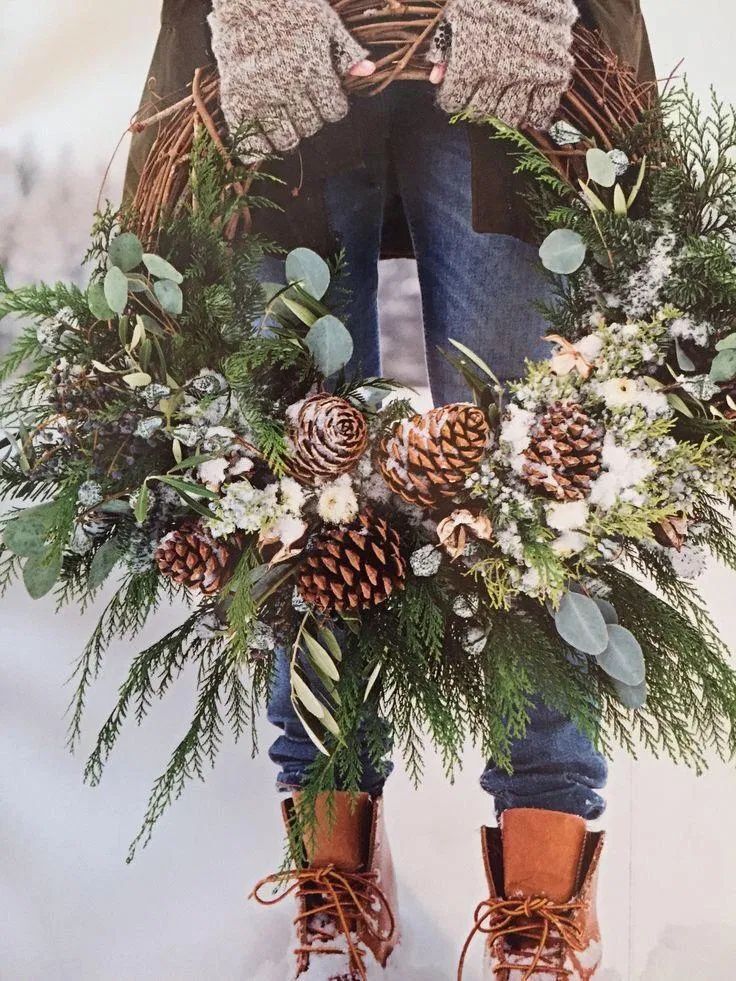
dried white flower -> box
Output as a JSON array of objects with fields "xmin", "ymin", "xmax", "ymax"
[
  {"xmin": 546, "ymin": 500, "xmax": 589, "ymax": 532},
  {"xmin": 317, "ymin": 475, "xmax": 359, "ymax": 525},
  {"xmin": 551, "ymin": 531, "xmax": 589, "ymax": 556},
  {"xmin": 410, "ymin": 544, "xmax": 442, "ymax": 577},
  {"xmin": 280, "ymin": 477, "xmax": 307, "ymax": 514}
]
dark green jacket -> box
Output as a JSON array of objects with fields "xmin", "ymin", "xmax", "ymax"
[{"xmin": 126, "ymin": 0, "xmax": 655, "ymax": 257}]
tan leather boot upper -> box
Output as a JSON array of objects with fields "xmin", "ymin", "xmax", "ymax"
[
  {"xmin": 252, "ymin": 791, "xmax": 399, "ymax": 981},
  {"xmin": 460, "ymin": 808, "xmax": 605, "ymax": 980}
]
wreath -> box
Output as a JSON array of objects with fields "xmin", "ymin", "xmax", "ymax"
[{"xmin": 2, "ymin": 81, "xmax": 736, "ymax": 857}]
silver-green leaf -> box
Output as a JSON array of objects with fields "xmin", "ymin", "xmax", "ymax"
[
  {"xmin": 586, "ymin": 148, "xmax": 617, "ymax": 187},
  {"xmin": 109, "ymin": 233, "xmax": 143, "ymax": 273},
  {"xmin": 285, "ymin": 248, "xmax": 331, "ymax": 300},
  {"xmin": 612, "ymin": 678, "xmax": 648, "ymax": 710},
  {"xmin": 305, "ymin": 316, "xmax": 354, "ymax": 377},
  {"xmin": 554, "ymin": 591, "xmax": 609, "ymax": 656},
  {"xmin": 23, "ymin": 550, "xmax": 62, "ymax": 599},
  {"xmin": 87, "ymin": 282, "xmax": 115, "ymax": 320},
  {"xmin": 104, "ymin": 266, "xmax": 129, "ymax": 315},
  {"xmin": 154, "ymin": 279, "xmax": 184, "ymax": 316},
  {"xmin": 596, "ymin": 624, "xmax": 646, "ymax": 686},
  {"xmin": 143, "ymin": 253, "xmax": 184, "ymax": 284},
  {"xmin": 539, "ymin": 229, "xmax": 587, "ymax": 275},
  {"xmin": 709, "ymin": 348, "xmax": 736, "ymax": 383}
]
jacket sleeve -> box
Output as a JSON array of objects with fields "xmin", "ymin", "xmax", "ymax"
[{"xmin": 124, "ymin": 0, "xmax": 214, "ymax": 204}]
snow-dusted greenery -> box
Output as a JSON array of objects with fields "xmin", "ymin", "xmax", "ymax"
[{"xmin": 3, "ymin": 93, "xmax": 736, "ymax": 855}]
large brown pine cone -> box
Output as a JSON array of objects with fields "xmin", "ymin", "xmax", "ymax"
[
  {"xmin": 298, "ymin": 510, "xmax": 406, "ymax": 614},
  {"xmin": 287, "ymin": 393, "xmax": 369, "ymax": 485},
  {"xmin": 376, "ymin": 403, "xmax": 490, "ymax": 509},
  {"xmin": 522, "ymin": 401, "xmax": 604, "ymax": 501},
  {"xmin": 155, "ymin": 519, "xmax": 239, "ymax": 594}
]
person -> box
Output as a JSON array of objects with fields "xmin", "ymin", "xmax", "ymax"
[{"xmin": 127, "ymin": 2, "xmax": 655, "ymax": 978}]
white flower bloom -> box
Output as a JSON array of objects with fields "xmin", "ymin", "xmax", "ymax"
[
  {"xmin": 551, "ymin": 531, "xmax": 589, "ymax": 556},
  {"xmin": 597, "ymin": 377, "xmax": 639, "ymax": 408},
  {"xmin": 280, "ymin": 477, "xmax": 307, "ymax": 514},
  {"xmin": 546, "ymin": 500, "xmax": 589, "ymax": 532},
  {"xmin": 589, "ymin": 435, "xmax": 655, "ymax": 511},
  {"xmin": 501, "ymin": 406, "xmax": 535, "ymax": 472},
  {"xmin": 317, "ymin": 475, "xmax": 359, "ymax": 525}
]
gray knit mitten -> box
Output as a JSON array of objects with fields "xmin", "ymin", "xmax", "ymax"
[
  {"xmin": 209, "ymin": 0, "xmax": 368, "ymax": 162},
  {"xmin": 428, "ymin": 0, "xmax": 578, "ymax": 129}
]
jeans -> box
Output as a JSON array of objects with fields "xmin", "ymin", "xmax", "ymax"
[{"xmin": 267, "ymin": 83, "xmax": 607, "ymax": 820}]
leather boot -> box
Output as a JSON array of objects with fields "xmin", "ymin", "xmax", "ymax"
[
  {"xmin": 252, "ymin": 791, "xmax": 399, "ymax": 980},
  {"xmin": 459, "ymin": 808, "xmax": 605, "ymax": 980}
]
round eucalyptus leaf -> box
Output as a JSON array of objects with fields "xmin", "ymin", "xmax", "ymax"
[
  {"xmin": 554, "ymin": 591, "xmax": 609, "ymax": 656},
  {"xmin": 23, "ymin": 550, "xmax": 62, "ymax": 599},
  {"xmin": 715, "ymin": 332, "xmax": 736, "ymax": 352},
  {"xmin": 89, "ymin": 537, "xmax": 121, "ymax": 590},
  {"xmin": 539, "ymin": 229, "xmax": 587, "ymax": 275},
  {"xmin": 305, "ymin": 316, "xmax": 354, "ymax": 377},
  {"xmin": 143, "ymin": 253, "xmax": 184, "ymax": 284},
  {"xmin": 596, "ymin": 624, "xmax": 646, "ymax": 686},
  {"xmin": 709, "ymin": 348, "xmax": 736, "ymax": 383},
  {"xmin": 586, "ymin": 147, "xmax": 617, "ymax": 187},
  {"xmin": 285, "ymin": 248, "xmax": 331, "ymax": 300},
  {"xmin": 108, "ymin": 232, "xmax": 143, "ymax": 273},
  {"xmin": 612, "ymin": 678, "xmax": 648, "ymax": 711},
  {"xmin": 104, "ymin": 266, "xmax": 130, "ymax": 316},
  {"xmin": 154, "ymin": 279, "xmax": 184, "ymax": 316},
  {"xmin": 87, "ymin": 281, "xmax": 115, "ymax": 320},
  {"xmin": 3, "ymin": 503, "xmax": 57, "ymax": 557}
]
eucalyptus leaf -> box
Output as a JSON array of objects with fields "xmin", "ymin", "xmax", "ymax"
[
  {"xmin": 715, "ymin": 332, "xmax": 736, "ymax": 351},
  {"xmin": 154, "ymin": 279, "xmax": 184, "ymax": 316},
  {"xmin": 285, "ymin": 247, "xmax": 331, "ymax": 300},
  {"xmin": 596, "ymin": 624, "xmax": 646, "ymax": 686},
  {"xmin": 123, "ymin": 372, "xmax": 153, "ymax": 388},
  {"xmin": 134, "ymin": 483, "xmax": 150, "ymax": 524},
  {"xmin": 305, "ymin": 316, "xmax": 354, "ymax": 377},
  {"xmin": 87, "ymin": 282, "xmax": 115, "ymax": 320},
  {"xmin": 586, "ymin": 147, "xmax": 617, "ymax": 187},
  {"xmin": 143, "ymin": 253, "xmax": 184, "ymax": 284},
  {"xmin": 104, "ymin": 266, "xmax": 130, "ymax": 315},
  {"xmin": 594, "ymin": 597, "xmax": 619, "ymax": 624},
  {"xmin": 612, "ymin": 678, "xmax": 648, "ymax": 710},
  {"xmin": 554, "ymin": 591, "xmax": 609, "ymax": 656},
  {"xmin": 709, "ymin": 348, "xmax": 736, "ymax": 383},
  {"xmin": 89, "ymin": 537, "xmax": 121, "ymax": 589},
  {"xmin": 3, "ymin": 502, "xmax": 57, "ymax": 557},
  {"xmin": 109, "ymin": 232, "xmax": 143, "ymax": 273},
  {"xmin": 23, "ymin": 550, "xmax": 62, "ymax": 599},
  {"xmin": 675, "ymin": 337, "xmax": 696, "ymax": 372},
  {"xmin": 539, "ymin": 229, "xmax": 587, "ymax": 275}
]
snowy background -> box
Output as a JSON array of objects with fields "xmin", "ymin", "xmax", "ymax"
[{"xmin": 1, "ymin": 2, "xmax": 736, "ymax": 979}]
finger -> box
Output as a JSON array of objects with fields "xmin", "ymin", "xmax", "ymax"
[
  {"xmin": 349, "ymin": 59, "xmax": 376, "ymax": 78},
  {"xmin": 289, "ymin": 94, "xmax": 324, "ymax": 140},
  {"xmin": 308, "ymin": 79, "xmax": 350, "ymax": 125},
  {"xmin": 235, "ymin": 128, "xmax": 273, "ymax": 165},
  {"xmin": 526, "ymin": 84, "xmax": 565, "ymax": 130},
  {"xmin": 430, "ymin": 63, "xmax": 447, "ymax": 86},
  {"xmin": 259, "ymin": 106, "xmax": 300, "ymax": 152},
  {"xmin": 487, "ymin": 83, "xmax": 529, "ymax": 127}
]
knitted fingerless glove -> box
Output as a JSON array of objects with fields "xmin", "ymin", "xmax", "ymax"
[
  {"xmin": 428, "ymin": 0, "xmax": 578, "ymax": 129},
  {"xmin": 209, "ymin": 0, "xmax": 368, "ymax": 162}
]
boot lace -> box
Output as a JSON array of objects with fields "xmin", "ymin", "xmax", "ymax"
[
  {"xmin": 458, "ymin": 895, "xmax": 586, "ymax": 980},
  {"xmin": 251, "ymin": 864, "xmax": 396, "ymax": 981}
]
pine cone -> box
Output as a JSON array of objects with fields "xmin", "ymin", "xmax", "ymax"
[
  {"xmin": 298, "ymin": 510, "xmax": 406, "ymax": 613},
  {"xmin": 155, "ymin": 520, "xmax": 240, "ymax": 594},
  {"xmin": 522, "ymin": 401, "xmax": 604, "ymax": 502},
  {"xmin": 287, "ymin": 393, "xmax": 369, "ymax": 484},
  {"xmin": 376, "ymin": 403, "xmax": 490, "ymax": 509}
]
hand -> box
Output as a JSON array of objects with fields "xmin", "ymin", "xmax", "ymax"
[{"xmin": 210, "ymin": 0, "xmax": 375, "ymax": 163}]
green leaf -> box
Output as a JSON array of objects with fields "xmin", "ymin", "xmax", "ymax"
[
  {"xmin": 709, "ymin": 348, "xmax": 736, "ymax": 383},
  {"xmin": 87, "ymin": 281, "xmax": 115, "ymax": 320},
  {"xmin": 613, "ymin": 183, "xmax": 628, "ymax": 216},
  {"xmin": 23, "ymin": 550, "xmax": 62, "ymax": 599},
  {"xmin": 291, "ymin": 669, "xmax": 326, "ymax": 720},
  {"xmin": 586, "ymin": 147, "xmax": 616, "ymax": 187},
  {"xmin": 364, "ymin": 661, "xmax": 383, "ymax": 703},
  {"xmin": 318, "ymin": 627, "xmax": 343, "ymax": 663},
  {"xmin": 154, "ymin": 279, "xmax": 183, "ymax": 316},
  {"xmin": 578, "ymin": 181, "xmax": 608, "ymax": 212},
  {"xmin": 143, "ymin": 253, "xmax": 184, "ymax": 284},
  {"xmin": 448, "ymin": 339, "xmax": 502, "ymax": 388},
  {"xmin": 285, "ymin": 248, "xmax": 331, "ymax": 300},
  {"xmin": 667, "ymin": 393, "xmax": 695, "ymax": 418},
  {"xmin": 627, "ymin": 155, "xmax": 647, "ymax": 209},
  {"xmin": 282, "ymin": 294, "xmax": 318, "ymax": 326},
  {"xmin": 305, "ymin": 316, "xmax": 354, "ymax": 377},
  {"xmin": 302, "ymin": 629, "xmax": 340, "ymax": 682},
  {"xmin": 3, "ymin": 502, "xmax": 57, "ymax": 557},
  {"xmin": 104, "ymin": 266, "xmax": 129, "ymax": 315},
  {"xmin": 290, "ymin": 698, "xmax": 330, "ymax": 756},
  {"xmin": 134, "ymin": 483, "xmax": 150, "ymax": 524},
  {"xmin": 675, "ymin": 338, "xmax": 696, "ymax": 372},
  {"xmin": 596, "ymin": 624, "xmax": 646, "ymax": 686},
  {"xmin": 611, "ymin": 678, "xmax": 648, "ymax": 710},
  {"xmin": 539, "ymin": 229, "xmax": 587, "ymax": 275},
  {"xmin": 109, "ymin": 232, "xmax": 143, "ymax": 273},
  {"xmin": 156, "ymin": 475, "xmax": 219, "ymax": 500},
  {"xmin": 89, "ymin": 537, "xmax": 121, "ymax": 589},
  {"xmin": 593, "ymin": 597, "xmax": 618, "ymax": 624},
  {"xmin": 554, "ymin": 591, "xmax": 608, "ymax": 656},
  {"xmin": 715, "ymin": 332, "xmax": 736, "ymax": 351},
  {"xmin": 123, "ymin": 372, "xmax": 152, "ymax": 388}
]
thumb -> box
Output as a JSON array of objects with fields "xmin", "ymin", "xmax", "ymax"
[
  {"xmin": 427, "ymin": 20, "xmax": 453, "ymax": 67},
  {"xmin": 330, "ymin": 22, "xmax": 371, "ymax": 77}
]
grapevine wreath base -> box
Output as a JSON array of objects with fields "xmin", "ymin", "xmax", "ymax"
[{"xmin": 3, "ymin": 79, "xmax": 736, "ymax": 855}]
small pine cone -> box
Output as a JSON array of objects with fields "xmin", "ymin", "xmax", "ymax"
[
  {"xmin": 298, "ymin": 510, "xmax": 406, "ymax": 614},
  {"xmin": 376, "ymin": 403, "xmax": 490, "ymax": 509},
  {"xmin": 287, "ymin": 393, "xmax": 369, "ymax": 485},
  {"xmin": 155, "ymin": 520, "xmax": 240, "ymax": 595},
  {"xmin": 522, "ymin": 401, "xmax": 604, "ymax": 502}
]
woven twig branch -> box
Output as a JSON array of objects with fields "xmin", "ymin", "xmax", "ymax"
[{"xmin": 128, "ymin": 21, "xmax": 654, "ymax": 244}]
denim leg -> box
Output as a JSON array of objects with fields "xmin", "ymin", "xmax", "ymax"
[
  {"xmin": 389, "ymin": 85, "xmax": 608, "ymax": 819},
  {"xmin": 267, "ymin": 646, "xmax": 393, "ymax": 794}
]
